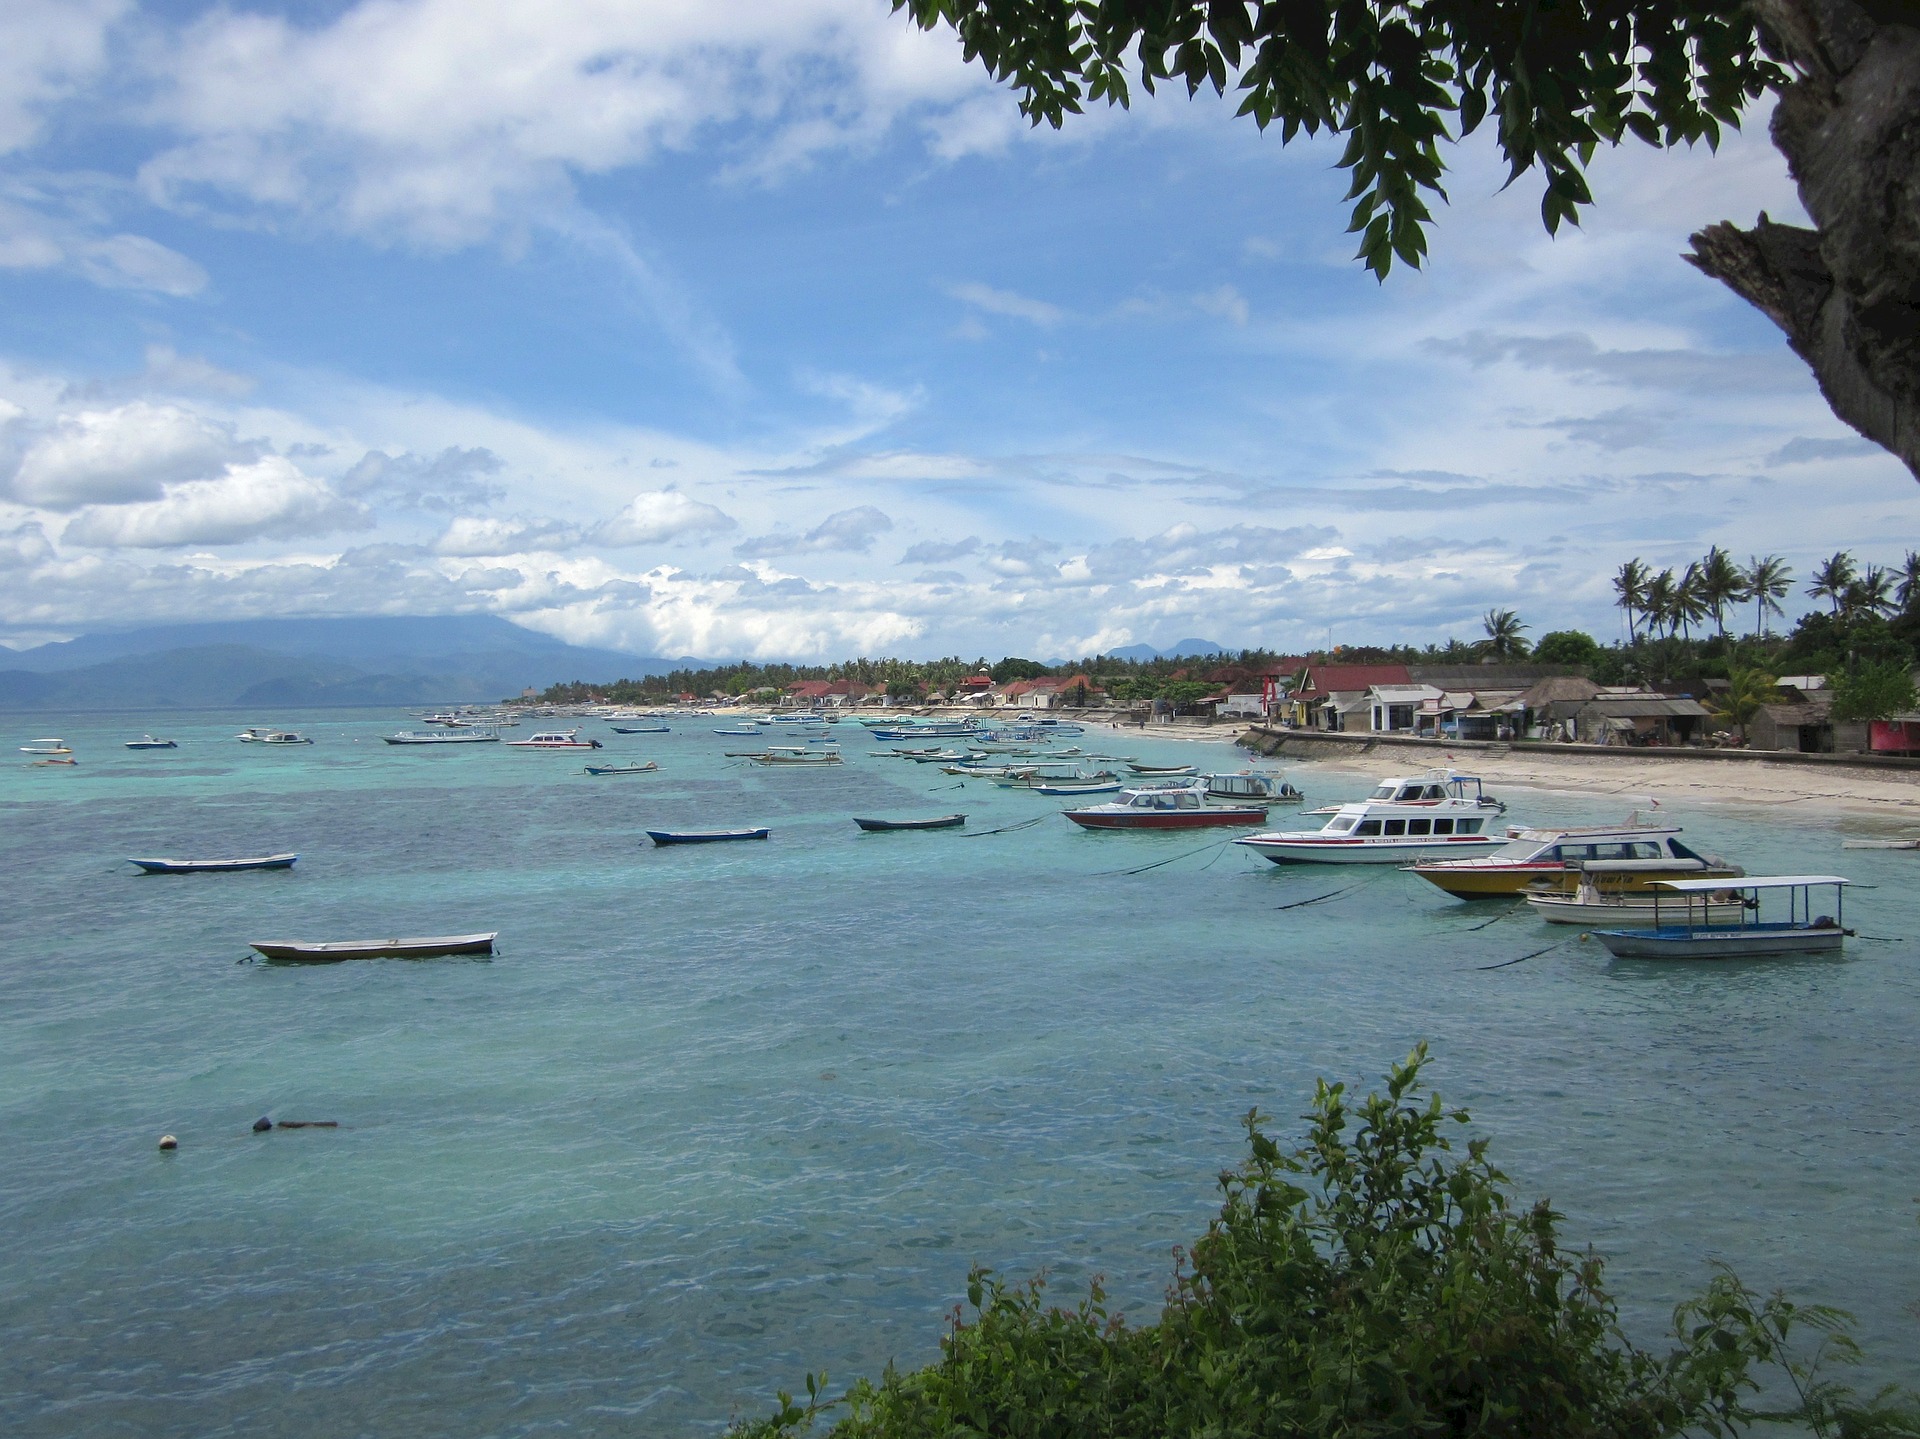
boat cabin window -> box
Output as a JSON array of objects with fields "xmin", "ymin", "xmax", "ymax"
[
  {"xmin": 1396, "ymin": 785, "xmax": 1424, "ymax": 801},
  {"xmin": 1632, "ymin": 841, "xmax": 1664, "ymax": 858},
  {"xmin": 1424, "ymin": 784, "xmax": 1448, "ymax": 799},
  {"xmin": 1383, "ymin": 819, "xmax": 1407, "ymax": 836},
  {"xmin": 1458, "ymin": 818, "xmax": 1483, "ymax": 833},
  {"xmin": 1370, "ymin": 784, "xmax": 1398, "ymax": 799},
  {"xmin": 1432, "ymin": 818, "xmax": 1454, "ymax": 834},
  {"xmin": 1354, "ymin": 820, "xmax": 1383, "ymax": 836},
  {"xmin": 1407, "ymin": 818, "xmax": 1431, "ymax": 836}
]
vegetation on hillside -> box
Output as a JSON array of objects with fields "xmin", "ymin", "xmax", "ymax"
[{"xmin": 731, "ymin": 1049, "xmax": 1918, "ymax": 1438}]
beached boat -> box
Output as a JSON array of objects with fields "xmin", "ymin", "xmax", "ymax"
[
  {"xmin": 610, "ymin": 724, "xmax": 670, "ymax": 734},
  {"xmin": 1064, "ymin": 785, "xmax": 1267, "ymax": 830},
  {"xmin": 124, "ymin": 735, "xmax": 178, "ymax": 750},
  {"xmin": 1204, "ymin": 771, "xmax": 1302, "ymax": 802},
  {"xmin": 1235, "ymin": 772, "xmax": 1507, "ymax": 865},
  {"xmin": 647, "ymin": 828, "xmax": 771, "ymax": 845},
  {"xmin": 1410, "ymin": 819, "xmax": 1742, "ymax": 898},
  {"xmin": 506, "ymin": 730, "xmax": 602, "ymax": 750},
  {"xmin": 853, "ymin": 814, "xmax": 967, "ymax": 831},
  {"xmin": 130, "ymin": 853, "xmax": 298, "ymax": 874},
  {"xmin": 250, "ymin": 932, "xmax": 497, "ymax": 962},
  {"xmin": 749, "ymin": 746, "xmax": 842, "ymax": 765},
  {"xmin": 584, "ymin": 761, "xmax": 659, "ymax": 776},
  {"xmin": 1127, "ymin": 762, "xmax": 1197, "ymax": 776},
  {"xmin": 236, "ymin": 728, "xmax": 313, "ymax": 745},
  {"xmin": 1588, "ymin": 876, "xmax": 1851, "ymax": 959},
  {"xmin": 383, "ymin": 729, "xmax": 499, "ymax": 745},
  {"xmin": 1525, "ymin": 868, "xmax": 1748, "ymax": 926},
  {"xmin": 20, "ymin": 738, "xmax": 71, "ymax": 755}
]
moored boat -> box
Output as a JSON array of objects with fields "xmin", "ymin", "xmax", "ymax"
[
  {"xmin": 1204, "ymin": 770, "xmax": 1302, "ymax": 802},
  {"xmin": 1064, "ymin": 784, "xmax": 1267, "ymax": 830},
  {"xmin": 852, "ymin": 814, "xmax": 967, "ymax": 831},
  {"xmin": 250, "ymin": 932, "xmax": 497, "ymax": 962},
  {"xmin": 1588, "ymin": 876, "xmax": 1851, "ymax": 959},
  {"xmin": 1127, "ymin": 762, "xmax": 1197, "ymax": 776},
  {"xmin": 130, "ymin": 853, "xmax": 298, "ymax": 874},
  {"xmin": 1410, "ymin": 819, "xmax": 1741, "ymax": 898},
  {"xmin": 749, "ymin": 745, "xmax": 842, "ymax": 765},
  {"xmin": 237, "ymin": 727, "xmax": 313, "ymax": 745},
  {"xmin": 383, "ymin": 729, "xmax": 499, "ymax": 745},
  {"xmin": 584, "ymin": 761, "xmax": 659, "ymax": 775},
  {"xmin": 1030, "ymin": 779, "xmax": 1123, "ymax": 796},
  {"xmin": 506, "ymin": 729, "xmax": 602, "ymax": 750},
  {"xmin": 610, "ymin": 724, "xmax": 670, "ymax": 734},
  {"xmin": 125, "ymin": 735, "xmax": 178, "ymax": 750},
  {"xmin": 647, "ymin": 828, "xmax": 771, "ymax": 845},
  {"xmin": 20, "ymin": 738, "xmax": 71, "ymax": 755},
  {"xmin": 1525, "ymin": 868, "xmax": 1748, "ymax": 926},
  {"xmin": 1235, "ymin": 772, "xmax": 1507, "ymax": 865}
]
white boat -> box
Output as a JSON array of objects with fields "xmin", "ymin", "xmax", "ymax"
[
  {"xmin": 1589, "ymin": 877, "xmax": 1852, "ymax": 959},
  {"xmin": 125, "ymin": 735, "xmax": 178, "ymax": 750},
  {"xmin": 1526, "ymin": 868, "xmax": 1749, "ymax": 927},
  {"xmin": 749, "ymin": 745, "xmax": 842, "ymax": 765},
  {"xmin": 506, "ymin": 729, "xmax": 602, "ymax": 750},
  {"xmin": 1204, "ymin": 771, "xmax": 1302, "ymax": 802},
  {"xmin": 1235, "ymin": 771, "xmax": 1507, "ymax": 865},
  {"xmin": 236, "ymin": 728, "xmax": 313, "ymax": 745},
  {"xmin": 383, "ymin": 729, "xmax": 499, "ymax": 745},
  {"xmin": 250, "ymin": 932, "xmax": 497, "ymax": 962},
  {"xmin": 1411, "ymin": 819, "xmax": 1741, "ymax": 898},
  {"xmin": 19, "ymin": 738, "xmax": 71, "ymax": 755}
]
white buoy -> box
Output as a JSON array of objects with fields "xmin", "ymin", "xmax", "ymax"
[{"xmin": 158, "ymin": 1134, "xmax": 178, "ymax": 1150}]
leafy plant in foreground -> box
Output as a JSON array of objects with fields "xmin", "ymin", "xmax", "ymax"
[{"xmin": 734, "ymin": 1047, "xmax": 1917, "ymax": 1438}]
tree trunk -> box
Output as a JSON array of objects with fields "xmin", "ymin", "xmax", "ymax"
[{"xmin": 1686, "ymin": 0, "xmax": 1920, "ymax": 480}]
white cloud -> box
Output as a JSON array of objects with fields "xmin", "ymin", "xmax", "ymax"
[
  {"xmin": 947, "ymin": 281, "xmax": 1063, "ymax": 326},
  {"xmin": 61, "ymin": 456, "xmax": 366, "ymax": 547},
  {"xmin": 734, "ymin": 504, "xmax": 893, "ymax": 557},
  {"xmin": 0, "ymin": 0, "xmax": 124, "ymax": 156},
  {"xmin": 0, "ymin": 198, "xmax": 208, "ymax": 296},
  {"xmin": 9, "ymin": 402, "xmax": 248, "ymax": 508},
  {"xmin": 594, "ymin": 489, "xmax": 736, "ymax": 546},
  {"xmin": 432, "ymin": 514, "xmax": 581, "ymax": 556}
]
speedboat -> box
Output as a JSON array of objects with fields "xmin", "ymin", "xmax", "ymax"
[
  {"xmin": 1235, "ymin": 771, "xmax": 1507, "ymax": 865},
  {"xmin": 1588, "ymin": 876, "xmax": 1850, "ymax": 959},
  {"xmin": 383, "ymin": 729, "xmax": 499, "ymax": 745},
  {"xmin": 505, "ymin": 730, "xmax": 602, "ymax": 750},
  {"xmin": 1410, "ymin": 819, "xmax": 1741, "ymax": 898},
  {"xmin": 236, "ymin": 728, "xmax": 313, "ymax": 745},
  {"xmin": 19, "ymin": 738, "xmax": 71, "ymax": 755},
  {"xmin": 1064, "ymin": 784, "xmax": 1267, "ymax": 830},
  {"xmin": 125, "ymin": 735, "xmax": 178, "ymax": 750}
]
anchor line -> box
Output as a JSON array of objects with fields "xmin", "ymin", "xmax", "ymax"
[
  {"xmin": 1478, "ymin": 941, "xmax": 1567, "ymax": 971},
  {"xmin": 1100, "ymin": 840, "xmax": 1231, "ymax": 877}
]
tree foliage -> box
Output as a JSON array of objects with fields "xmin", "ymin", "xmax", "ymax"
[
  {"xmin": 734, "ymin": 1047, "xmax": 1917, "ymax": 1438},
  {"xmin": 891, "ymin": 1, "xmax": 1779, "ymax": 276},
  {"xmin": 1828, "ymin": 658, "xmax": 1919, "ymax": 724}
]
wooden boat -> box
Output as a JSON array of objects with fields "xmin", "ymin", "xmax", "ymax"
[
  {"xmin": 584, "ymin": 761, "xmax": 659, "ymax": 775},
  {"xmin": 1525, "ymin": 868, "xmax": 1747, "ymax": 926},
  {"xmin": 250, "ymin": 931, "xmax": 497, "ymax": 962},
  {"xmin": 125, "ymin": 735, "xmax": 178, "ymax": 750},
  {"xmin": 853, "ymin": 814, "xmax": 967, "ymax": 831},
  {"xmin": 1841, "ymin": 837, "xmax": 1920, "ymax": 850},
  {"xmin": 712, "ymin": 726, "xmax": 763, "ymax": 736},
  {"xmin": 749, "ymin": 746, "xmax": 841, "ymax": 765},
  {"xmin": 131, "ymin": 853, "xmax": 298, "ymax": 874},
  {"xmin": 20, "ymin": 738, "xmax": 71, "ymax": 755},
  {"xmin": 31, "ymin": 757, "xmax": 78, "ymax": 766},
  {"xmin": 610, "ymin": 724, "xmax": 669, "ymax": 734},
  {"xmin": 1065, "ymin": 786, "xmax": 1267, "ymax": 830},
  {"xmin": 506, "ymin": 729, "xmax": 602, "ymax": 750},
  {"xmin": 383, "ymin": 729, "xmax": 499, "ymax": 745},
  {"xmin": 237, "ymin": 727, "xmax": 312, "ymax": 745},
  {"xmin": 648, "ymin": 828, "xmax": 770, "ymax": 845},
  {"xmin": 1127, "ymin": 762, "xmax": 1196, "ymax": 775},
  {"xmin": 1030, "ymin": 779, "xmax": 1122, "ymax": 796},
  {"xmin": 1589, "ymin": 876, "xmax": 1851, "ymax": 959}
]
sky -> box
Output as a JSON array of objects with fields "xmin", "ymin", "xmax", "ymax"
[{"xmin": 1, "ymin": 0, "xmax": 1914, "ymax": 661}]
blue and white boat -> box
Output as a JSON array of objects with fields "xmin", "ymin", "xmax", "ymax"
[{"xmin": 1589, "ymin": 876, "xmax": 1853, "ymax": 960}]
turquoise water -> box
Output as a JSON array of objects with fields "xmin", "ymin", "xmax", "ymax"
[{"xmin": 3, "ymin": 711, "xmax": 1917, "ymax": 1436}]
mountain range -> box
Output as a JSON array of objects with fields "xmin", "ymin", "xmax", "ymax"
[
  {"xmin": 0, "ymin": 616, "xmax": 712, "ymax": 711},
  {"xmin": 1097, "ymin": 639, "xmax": 1230, "ymax": 662}
]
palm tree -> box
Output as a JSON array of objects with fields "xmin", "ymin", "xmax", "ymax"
[
  {"xmin": 1744, "ymin": 554, "xmax": 1793, "ymax": 636},
  {"xmin": 1695, "ymin": 545, "xmax": 1748, "ymax": 637},
  {"xmin": 1480, "ymin": 608, "xmax": 1529, "ymax": 660},
  {"xmin": 1612, "ymin": 558, "xmax": 1649, "ymax": 642},
  {"xmin": 1669, "ymin": 563, "xmax": 1710, "ymax": 640},
  {"xmin": 1642, "ymin": 568, "xmax": 1678, "ymax": 638},
  {"xmin": 1899, "ymin": 551, "xmax": 1920, "ymax": 614},
  {"xmin": 1843, "ymin": 564, "xmax": 1897, "ymax": 619},
  {"xmin": 1807, "ymin": 551, "xmax": 1857, "ymax": 614},
  {"xmin": 1713, "ymin": 665, "xmax": 1778, "ymax": 744}
]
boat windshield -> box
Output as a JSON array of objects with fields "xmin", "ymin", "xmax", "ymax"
[
  {"xmin": 1322, "ymin": 815, "xmax": 1357, "ymax": 833},
  {"xmin": 1369, "ymin": 784, "xmax": 1398, "ymax": 799}
]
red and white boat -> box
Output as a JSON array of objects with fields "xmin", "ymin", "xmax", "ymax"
[
  {"xmin": 1063, "ymin": 784, "xmax": 1267, "ymax": 830},
  {"xmin": 1234, "ymin": 770, "xmax": 1507, "ymax": 865},
  {"xmin": 505, "ymin": 729, "xmax": 602, "ymax": 750}
]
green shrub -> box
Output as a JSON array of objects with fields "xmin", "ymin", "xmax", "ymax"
[{"xmin": 735, "ymin": 1048, "xmax": 1917, "ymax": 1438}]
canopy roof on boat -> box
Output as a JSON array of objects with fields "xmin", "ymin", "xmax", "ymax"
[{"xmin": 1654, "ymin": 875, "xmax": 1851, "ymax": 891}]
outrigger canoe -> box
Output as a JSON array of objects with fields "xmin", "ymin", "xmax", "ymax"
[
  {"xmin": 131, "ymin": 853, "xmax": 298, "ymax": 874},
  {"xmin": 250, "ymin": 932, "xmax": 496, "ymax": 962}
]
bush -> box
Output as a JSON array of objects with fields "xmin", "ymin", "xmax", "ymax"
[
  {"xmin": 1829, "ymin": 660, "xmax": 1919, "ymax": 724},
  {"xmin": 735, "ymin": 1048, "xmax": 1917, "ymax": 1438}
]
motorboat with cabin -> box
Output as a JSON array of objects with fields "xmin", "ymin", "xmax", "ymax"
[
  {"xmin": 505, "ymin": 729, "xmax": 602, "ymax": 750},
  {"xmin": 1234, "ymin": 771, "xmax": 1506, "ymax": 865},
  {"xmin": 1064, "ymin": 782, "xmax": 1268, "ymax": 830},
  {"xmin": 236, "ymin": 728, "xmax": 313, "ymax": 745},
  {"xmin": 125, "ymin": 735, "xmax": 177, "ymax": 750},
  {"xmin": 1410, "ymin": 818, "xmax": 1742, "ymax": 898},
  {"xmin": 383, "ymin": 728, "xmax": 500, "ymax": 745},
  {"xmin": 1204, "ymin": 770, "xmax": 1302, "ymax": 803},
  {"xmin": 1587, "ymin": 876, "xmax": 1851, "ymax": 959}
]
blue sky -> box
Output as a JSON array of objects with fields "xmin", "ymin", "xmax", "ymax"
[{"xmin": 1, "ymin": 0, "xmax": 1913, "ymax": 660}]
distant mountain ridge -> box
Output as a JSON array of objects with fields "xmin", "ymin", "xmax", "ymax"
[
  {"xmin": 0, "ymin": 616, "xmax": 717, "ymax": 711},
  {"xmin": 1098, "ymin": 638, "xmax": 1230, "ymax": 662}
]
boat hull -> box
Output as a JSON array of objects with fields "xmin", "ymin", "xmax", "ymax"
[
  {"xmin": 251, "ymin": 932, "xmax": 495, "ymax": 962},
  {"xmin": 132, "ymin": 853, "xmax": 298, "ymax": 874},
  {"xmin": 1591, "ymin": 925, "xmax": 1845, "ymax": 960},
  {"xmin": 647, "ymin": 828, "xmax": 770, "ymax": 845},
  {"xmin": 1413, "ymin": 861, "xmax": 1742, "ymax": 898},
  {"xmin": 1066, "ymin": 807, "xmax": 1266, "ymax": 830},
  {"xmin": 853, "ymin": 814, "xmax": 967, "ymax": 831},
  {"xmin": 584, "ymin": 763, "xmax": 659, "ymax": 775},
  {"xmin": 1237, "ymin": 835, "xmax": 1505, "ymax": 865},
  {"xmin": 125, "ymin": 740, "xmax": 177, "ymax": 750}
]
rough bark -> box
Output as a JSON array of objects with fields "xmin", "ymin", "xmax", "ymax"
[{"xmin": 1686, "ymin": 0, "xmax": 1920, "ymax": 479}]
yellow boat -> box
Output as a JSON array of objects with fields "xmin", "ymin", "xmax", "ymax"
[{"xmin": 1409, "ymin": 820, "xmax": 1741, "ymax": 899}]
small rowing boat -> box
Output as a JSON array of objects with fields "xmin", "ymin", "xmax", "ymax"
[
  {"xmin": 610, "ymin": 724, "xmax": 670, "ymax": 734},
  {"xmin": 250, "ymin": 932, "xmax": 497, "ymax": 962},
  {"xmin": 853, "ymin": 814, "xmax": 967, "ymax": 831},
  {"xmin": 584, "ymin": 761, "xmax": 659, "ymax": 775},
  {"xmin": 1127, "ymin": 762, "xmax": 1196, "ymax": 776},
  {"xmin": 647, "ymin": 828, "xmax": 770, "ymax": 846},
  {"xmin": 131, "ymin": 853, "xmax": 299, "ymax": 874}
]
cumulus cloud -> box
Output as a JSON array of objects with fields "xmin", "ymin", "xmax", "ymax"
[
  {"xmin": 734, "ymin": 505, "xmax": 893, "ymax": 558},
  {"xmin": 341, "ymin": 446, "xmax": 506, "ymax": 513},
  {"xmin": 899, "ymin": 535, "xmax": 980, "ymax": 564},
  {"xmin": 8, "ymin": 402, "xmax": 251, "ymax": 508},
  {"xmin": 432, "ymin": 514, "xmax": 581, "ymax": 556},
  {"xmin": 0, "ymin": 0, "xmax": 122, "ymax": 156},
  {"xmin": 594, "ymin": 489, "xmax": 736, "ymax": 546},
  {"xmin": 61, "ymin": 455, "xmax": 366, "ymax": 547}
]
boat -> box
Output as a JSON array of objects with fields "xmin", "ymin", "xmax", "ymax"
[
  {"xmin": 383, "ymin": 729, "xmax": 499, "ymax": 745},
  {"xmin": 1235, "ymin": 772, "xmax": 1509, "ymax": 865},
  {"xmin": 712, "ymin": 726, "xmax": 764, "ymax": 736},
  {"xmin": 1127, "ymin": 762, "xmax": 1197, "ymax": 775},
  {"xmin": 125, "ymin": 735, "xmax": 178, "ymax": 750},
  {"xmin": 647, "ymin": 828, "xmax": 771, "ymax": 845},
  {"xmin": 236, "ymin": 728, "xmax": 313, "ymax": 745},
  {"xmin": 130, "ymin": 853, "xmax": 298, "ymax": 874},
  {"xmin": 867, "ymin": 721, "xmax": 978, "ymax": 740},
  {"xmin": 505, "ymin": 730, "xmax": 602, "ymax": 750},
  {"xmin": 584, "ymin": 761, "xmax": 659, "ymax": 775},
  {"xmin": 1525, "ymin": 867, "xmax": 1749, "ymax": 926},
  {"xmin": 250, "ymin": 932, "xmax": 497, "ymax": 962},
  {"xmin": 1409, "ymin": 818, "xmax": 1742, "ymax": 898},
  {"xmin": 990, "ymin": 766, "xmax": 1118, "ymax": 788},
  {"xmin": 749, "ymin": 746, "xmax": 842, "ymax": 765},
  {"xmin": 1841, "ymin": 837, "xmax": 1920, "ymax": 850},
  {"xmin": 610, "ymin": 724, "xmax": 670, "ymax": 734},
  {"xmin": 31, "ymin": 757, "xmax": 78, "ymax": 766},
  {"xmin": 19, "ymin": 738, "xmax": 71, "ymax": 755},
  {"xmin": 1588, "ymin": 876, "xmax": 1852, "ymax": 959},
  {"xmin": 1064, "ymin": 784, "xmax": 1268, "ymax": 830},
  {"xmin": 1204, "ymin": 771, "xmax": 1302, "ymax": 802},
  {"xmin": 853, "ymin": 814, "xmax": 968, "ymax": 831},
  {"xmin": 1029, "ymin": 779, "xmax": 1123, "ymax": 795}
]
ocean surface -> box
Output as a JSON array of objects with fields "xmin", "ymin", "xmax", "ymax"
[{"xmin": 2, "ymin": 710, "xmax": 1917, "ymax": 1437}]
